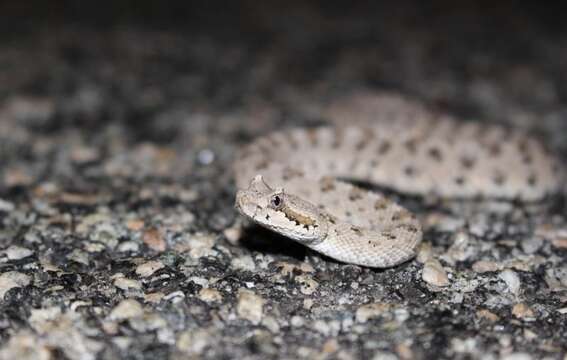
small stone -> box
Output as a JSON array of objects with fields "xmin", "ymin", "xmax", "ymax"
[
  {"xmin": 231, "ymin": 255, "xmax": 256, "ymax": 271},
  {"xmin": 198, "ymin": 288, "xmax": 223, "ymax": 303},
  {"xmin": 521, "ymin": 236, "xmax": 543, "ymax": 254},
  {"xmin": 237, "ymin": 289, "xmax": 265, "ymax": 325},
  {"xmin": 0, "ymin": 331, "xmax": 51, "ymax": 360},
  {"xmin": 322, "ymin": 339, "xmax": 339, "ymax": 354},
  {"xmin": 67, "ymin": 249, "xmax": 90, "ymax": 266},
  {"xmin": 372, "ymin": 352, "xmax": 399, "ymax": 360},
  {"xmin": 261, "ymin": 316, "xmax": 280, "ymax": 333},
  {"xmin": 499, "ymin": 269, "xmax": 521, "ymax": 295},
  {"xmin": 443, "ymin": 231, "xmax": 473, "ymax": 264},
  {"xmin": 290, "ymin": 316, "xmax": 305, "ymax": 327},
  {"xmin": 144, "ymin": 292, "xmax": 165, "ymax": 304},
  {"xmin": 2, "ymin": 245, "xmax": 34, "ymax": 260},
  {"xmin": 126, "ymin": 219, "xmax": 145, "ymax": 231},
  {"xmin": 142, "ymin": 227, "xmax": 166, "ymax": 252},
  {"xmin": 422, "ymin": 259, "xmax": 450, "ymax": 287},
  {"xmin": 109, "ymin": 299, "xmax": 143, "ymax": 321},
  {"xmin": 355, "ymin": 303, "xmax": 392, "ymax": 323},
  {"xmin": 0, "ymin": 271, "xmax": 31, "ymax": 298},
  {"xmin": 70, "ymin": 146, "xmax": 100, "ymax": 164},
  {"xmin": 135, "ymin": 260, "xmax": 165, "ymax": 277},
  {"xmin": 177, "ymin": 329, "xmax": 210, "ymax": 355},
  {"xmin": 416, "ymin": 242, "xmax": 433, "ymax": 263},
  {"xmin": 551, "ymin": 237, "xmax": 567, "ymax": 249},
  {"xmin": 0, "ymin": 198, "xmax": 15, "ymax": 212},
  {"xmin": 117, "ymin": 241, "xmax": 140, "ymax": 253},
  {"xmin": 472, "ymin": 260, "xmax": 501, "ymax": 273},
  {"xmin": 223, "ymin": 225, "xmax": 242, "ymax": 245},
  {"xmin": 295, "ymin": 274, "xmax": 319, "ymax": 295},
  {"xmin": 512, "ymin": 303, "xmax": 535, "ymax": 321},
  {"xmin": 89, "ymin": 221, "xmax": 120, "ymax": 249},
  {"xmin": 197, "ymin": 149, "xmax": 215, "ymax": 165},
  {"xmin": 501, "ymin": 353, "xmax": 532, "ymax": 360},
  {"xmin": 476, "ymin": 309, "xmax": 499, "ymax": 322},
  {"xmin": 113, "ymin": 277, "xmax": 142, "ymax": 291}
]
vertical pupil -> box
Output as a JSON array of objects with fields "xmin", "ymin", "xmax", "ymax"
[{"xmin": 273, "ymin": 196, "xmax": 280, "ymax": 206}]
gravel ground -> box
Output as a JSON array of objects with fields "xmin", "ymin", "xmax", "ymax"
[{"xmin": 0, "ymin": 2, "xmax": 567, "ymax": 359}]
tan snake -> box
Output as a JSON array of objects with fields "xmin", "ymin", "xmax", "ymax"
[{"xmin": 233, "ymin": 92, "xmax": 563, "ymax": 267}]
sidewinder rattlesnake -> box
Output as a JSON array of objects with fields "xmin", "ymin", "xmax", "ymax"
[{"xmin": 234, "ymin": 92, "xmax": 563, "ymax": 267}]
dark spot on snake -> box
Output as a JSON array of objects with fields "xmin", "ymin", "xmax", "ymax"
[
  {"xmin": 455, "ymin": 176, "xmax": 465, "ymax": 186},
  {"xmin": 493, "ymin": 172, "xmax": 506, "ymax": 186},
  {"xmin": 351, "ymin": 227, "xmax": 363, "ymax": 236},
  {"xmin": 331, "ymin": 129, "xmax": 344, "ymax": 149},
  {"xmin": 255, "ymin": 160, "xmax": 269, "ymax": 171},
  {"xmin": 522, "ymin": 154, "xmax": 532, "ymax": 164},
  {"xmin": 527, "ymin": 174, "xmax": 537, "ymax": 187},
  {"xmin": 378, "ymin": 141, "xmax": 391, "ymax": 155},
  {"xmin": 488, "ymin": 143, "xmax": 502, "ymax": 156},
  {"xmin": 404, "ymin": 165, "xmax": 416, "ymax": 177},
  {"xmin": 428, "ymin": 147, "xmax": 443, "ymax": 161},
  {"xmin": 307, "ymin": 129, "xmax": 319, "ymax": 146},
  {"xmin": 348, "ymin": 188, "xmax": 364, "ymax": 201},
  {"xmin": 345, "ymin": 211, "xmax": 352, "ymax": 217},
  {"xmin": 404, "ymin": 139, "xmax": 418, "ymax": 154},
  {"xmin": 518, "ymin": 140, "xmax": 529, "ymax": 154},
  {"xmin": 374, "ymin": 199, "xmax": 389, "ymax": 210},
  {"xmin": 320, "ymin": 177, "xmax": 336, "ymax": 192},
  {"xmin": 283, "ymin": 131, "xmax": 299, "ymax": 148},
  {"xmin": 370, "ymin": 159, "xmax": 379, "ymax": 168},
  {"xmin": 460, "ymin": 156, "xmax": 476, "ymax": 169}
]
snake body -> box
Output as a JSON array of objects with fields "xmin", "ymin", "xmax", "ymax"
[{"xmin": 234, "ymin": 92, "xmax": 563, "ymax": 268}]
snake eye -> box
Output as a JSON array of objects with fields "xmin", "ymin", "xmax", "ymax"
[{"xmin": 270, "ymin": 194, "xmax": 283, "ymax": 209}]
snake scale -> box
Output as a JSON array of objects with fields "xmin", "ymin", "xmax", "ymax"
[{"xmin": 234, "ymin": 92, "xmax": 563, "ymax": 268}]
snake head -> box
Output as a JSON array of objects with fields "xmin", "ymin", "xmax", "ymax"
[{"xmin": 235, "ymin": 175, "xmax": 328, "ymax": 244}]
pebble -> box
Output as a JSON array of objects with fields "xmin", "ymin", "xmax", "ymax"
[
  {"xmin": 135, "ymin": 260, "xmax": 165, "ymax": 277},
  {"xmin": 177, "ymin": 329, "xmax": 210, "ymax": 355},
  {"xmin": 499, "ymin": 269, "xmax": 521, "ymax": 296},
  {"xmin": 113, "ymin": 276, "xmax": 142, "ymax": 291},
  {"xmin": 223, "ymin": 225, "xmax": 242, "ymax": 245},
  {"xmin": 0, "ymin": 331, "xmax": 52, "ymax": 360},
  {"xmin": 198, "ymin": 288, "xmax": 223, "ymax": 303},
  {"xmin": 0, "ymin": 198, "xmax": 15, "ymax": 212},
  {"xmin": 443, "ymin": 231, "xmax": 474, "ymax": 264},
  {"xmin": 371, "ymin": 352, "xmax": 399, "ymax": 360},
  {"xmin": 0, "ymin": 271, "xmax": 31, "ymax": 298},
  {"xmin": 416, "ymin": 242, "xmax": 433, "ymax": 263},
  {"xmin": 422, "ymin": 259, "xmax": 450, "ymax": 287},
  {"xmin": 142, "ymin": 227, "xmax": 166, "ymax": 252},
  {"xmin": 511, "ymin": 303, "xmax": 535, "ymax": 321},
  {"xmin": 520, "ymin": 236, "xmax": 543, "ymax": 254},
  {"xmin": 295, "ymin": 274, "xmax": 319, "ymax": 295},
  {"xmin": 231, "ymin": 255, "xmax": 256, "ymax": 271},
  {"xmin": 472, "ymin": 260, "xmax": 501, "ymax": 273},
  {"xmin": 89, "ymin": 221, "xmax": 120, "ymax": 249},
  {"xmin": 476, "ymin": 309, "xmax": 500, "ymax": 322},
  {"xmin": 126, "ymin": 219, "xmax": 145, "ymax": 231},
  {"xmin": 237, "ymin": 289, "xmax": 265, "ymax": 325},
  {"xmin": 501, "ymin": 353, "xmax": 532, "ymax": 360},
  {"xmin": 2, "ymin": 245, "xmax": 34, "ymax": 260},
  {"xmin": 109, "ymin": 299, "xmax": 144, "ymax": 321},
  {"xmin": 356, "ymin": 303, "xmax": 392, "ymax": 323}
]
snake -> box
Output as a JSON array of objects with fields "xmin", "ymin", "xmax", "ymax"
[{"xmin": 233, "ymin": 92, "xmax": 563, "ymax": 268}]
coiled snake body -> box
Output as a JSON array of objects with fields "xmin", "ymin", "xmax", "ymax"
[{"xmin": 234, "ymin": 93, "xmax": 562, "ymax": 267}]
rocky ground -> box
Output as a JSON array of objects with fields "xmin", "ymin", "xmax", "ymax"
[{"xmin": 0, "ymin": 1, "xmax": 566, "ymax": 359}]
